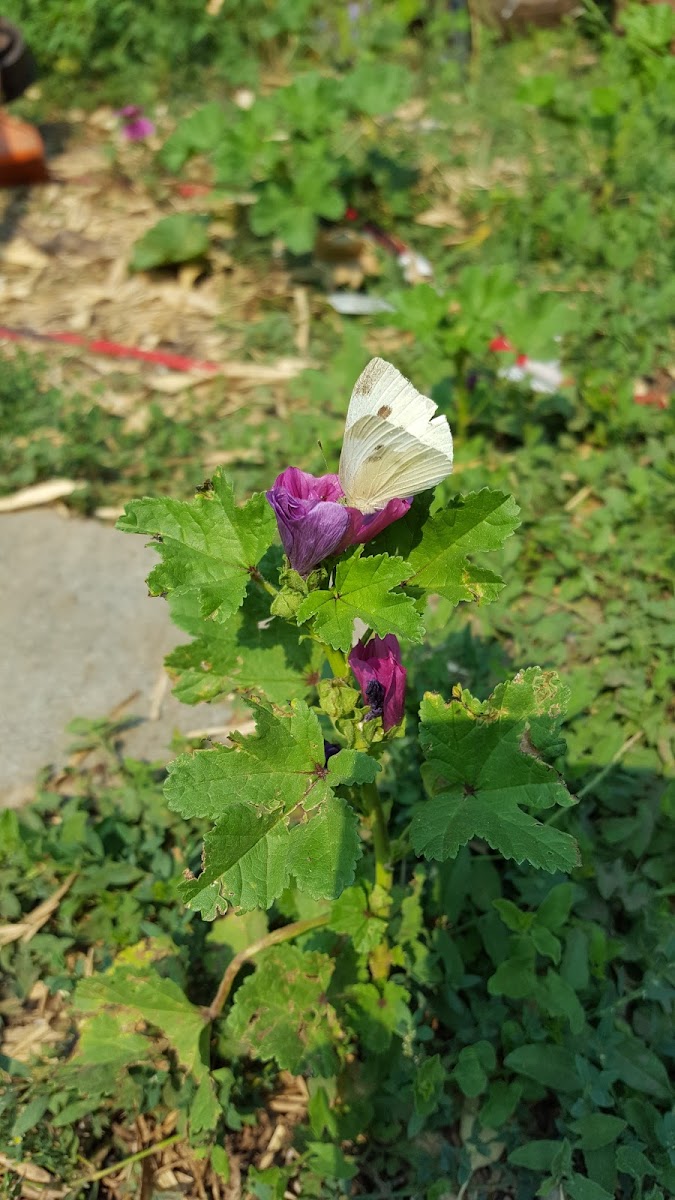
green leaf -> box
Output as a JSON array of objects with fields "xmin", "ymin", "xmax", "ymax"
[
  {"xmin": 570, "ymin": 1114, "xmax": 627, "ymax": 1150},
  {"xmin": 395, "ymin": 490, "xmax": 520, "ymax": 605},
  {"xmin": 296, "ymin": 548, "xmax": 424, "ymax": 653},
  {"xmin": 306, "ymin": 1142, "xmax": 357, "ymax": 1181},
  {"xmin": 566, "ymin": 1175, "xmax": 615, "ymax": 1200},
  {"xmin": 531, "ymin": 924, "xmax": 562, "ymax": 963},
  {"xmin": 74, "ymin": 962, "xmax": 209, "ymax": 1083},
  {"xmin": 615, "ymin": 1145, "xmax": 655, "ymax": 1179},
  {"xmin": 492, "ymin": 898, "xmax": 534, "ymax": 933},
  {"xmin": 190, "ymin": 1074, "xmax": 222, "ymax": 1135},
  {"xmin": 413, "ymin": 1054, "xmax": 446, "ymax": 1118},
  {"xmin": 411, "ymin": 671, "xmax": 580, "ymax": 873},
  {"xmin": 479, "ymin": 1080, "xmax": 522, "ymax": 1129},
  {"xmin": 609, "ymin": 1036, "xmax": 672, "ymax": 1100},
  {"xmin": 536, "ymin": 882, "xmax": 575, "ymax": 931},
  {"xmin": 453, "ymin": 1041, "xmax": 496, "ymax": 1097},
  {"xmin": 536, "ymin": 970, "xmax": 585, "ymax": 1033},
  {"xmin": 160, "ymin": 102, "xmax": 229, "ymax": 172},
  {"xmin": 166, "ymin": 603, "xmax": 320, "ymax": 706},
  {"xmin": 327, "ymin": 749, "xmax": 381, "ymax": 787},
  {"xmin": 117, "ymin": 471, "xmax": 276, "ymax": 624},
  {"xmin": 328, "ymin": 884, "xmax": 387, "ymax": 954},
  {"xmin": 509, "ymin": 1140, "xmax": 562, "ymax": 1170},
  {"xmin": 77, "ymin": 1012, "xmax": 149, "ymax": 1067},
  {"xmin": 341, "ymin": 61, "xmax": 411, "ymax": 116},
  {"xmin": 505, "ymin": 1043, "xmax": 581, "ymax": 1093},
  {"xmin": 130, "ymin": 213, "xmax": 210, "ymax": 271},
  {"xmin": 226, "ymin": 944, "xmax": 341, "ymax": 1075},
  {"xmin": 345, "ymin": 980, "xmax": 412, "ymax": 1053},
  {"xmin": 166, "ymin": 700, "xmax": 360, "ymax": 913}
]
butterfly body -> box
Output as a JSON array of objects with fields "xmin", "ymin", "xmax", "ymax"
[{"xmin": 338, "ymin": 358, "xmax": 453, "ymax": 513}]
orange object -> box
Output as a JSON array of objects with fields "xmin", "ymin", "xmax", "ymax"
[{"xmin": 0, "ymin": 111, "xmax": 48, "ymax": 186}]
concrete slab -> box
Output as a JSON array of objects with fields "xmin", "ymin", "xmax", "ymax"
[{"xmin": 0, "ymin": 509, "xmax": 232, "ymax": 805}]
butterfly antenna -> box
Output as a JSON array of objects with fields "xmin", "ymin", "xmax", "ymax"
[{"xmin": 317, "ymin": 440, "xmax": 329, "ymax": 472}]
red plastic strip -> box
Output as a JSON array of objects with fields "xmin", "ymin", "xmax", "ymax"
[{"xmin": 0, "ymin": 324, "xmax": 221, "ymax": 373}]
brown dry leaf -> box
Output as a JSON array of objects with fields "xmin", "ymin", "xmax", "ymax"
[
  {"xmin": 0, "ymin": 479, "xmax": 84, "ymax": 513},
  {"xmin": 145, "ymin": 372, "xmax": 215, "ymax": 395},
  {"xmin": 0, "ymin": 873, "xmax": 77, "ymax": 947},
  {"xmin": 2, "ymin": 237, "xmax": 49, "ymax": 270},
  {"xmin": 416, "ymin": 202, "xmax": 466, "ymax": 229}
]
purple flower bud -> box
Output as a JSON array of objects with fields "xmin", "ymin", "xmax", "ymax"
[
  {"xmin": 266, "ymin": 467, "xmax": 411, "ymax": 577},
  {"xmin": 266, "ymin": 468, "xmax": 350, "ymax": 577},
  {"xmin": 348, "ymin": 634, "xmax": 407, "ymax": 731}
]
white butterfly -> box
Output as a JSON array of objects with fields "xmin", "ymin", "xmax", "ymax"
[{"xmin": 338, "ymin": 358, "xmax": 453, "ymax": 514}]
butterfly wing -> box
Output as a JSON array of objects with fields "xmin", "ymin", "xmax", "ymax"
[{"xmin": 339, "ymin": 358, "xmax": 453, "ymax": 513}]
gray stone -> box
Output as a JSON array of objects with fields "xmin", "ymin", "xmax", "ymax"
[{"xmin": 0, "ymin": 509, "xmax": 232, "ymax": 806}]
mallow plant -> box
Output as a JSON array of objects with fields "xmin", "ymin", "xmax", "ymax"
[{"xmin": 115, "ymin": 358, "xmax": 582, "ymax": 1190}]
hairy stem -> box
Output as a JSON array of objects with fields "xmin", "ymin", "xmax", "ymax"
[
  {"xmin": 362, "ymin": 782, "xmax": 393, "ymax": 891},
  {"xmin": 207, "ymin": 913, "xmax": 330, "ymax": 1021},
  {"xmin": 249, "ymin": 566, "xmax": 279, "ymax": 597}
]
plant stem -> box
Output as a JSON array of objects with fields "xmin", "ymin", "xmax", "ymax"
[
  {"xmin": 64, "ymin": 1134, "xmax": 181, "ymax": 1193},
  {"xmin": 207, "ymin": 913, "xmax": 330, "ymax": 1021},
  {"xmin": 324, "ymin": 644, "xmax": 350, "ymax": 678},
  {"xmin": 249, "ymin": 567, "xmax": 279, "ymax": 598},
  {"xmin": 362, "ymin": 782, "xmax": 392, "ymax": 891}
]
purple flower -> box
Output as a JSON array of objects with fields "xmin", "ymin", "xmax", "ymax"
[
  {"xmin": 118, "ymin": 105, "xmax": 155, "ymax": 142},
  {"xmin": 266, "ymin": 467, "xmax": 411, "ymax": 577},
  {"xmin": 349, "ymin": 635, "xmax": 407, "ymax": 731},
  {"xmin": 340, "ymin": 497, "xmax": 411, "ymax": 552},
  {"xmin": 266, "ymin": 468, "xmax": 349, "ymax": 577}
]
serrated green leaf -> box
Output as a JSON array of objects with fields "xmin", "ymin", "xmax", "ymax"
[
  {"xmin": 296, "ymin": 548, "xmax": 424, "ymax": 652},
  {"xmin": 226, "ymin": 945, "xmax": 341, "ymax": 1075},
  {"xmin": 400, "ymin": 490, "xmax": 520, "ymax": 605},
  {"xmin": 329, "ymin": 884, "xmax": 388, "ymax": 953},
  {"xmin": 327, "ymin": 749, "xmax": 381, "ymax": 787},
  {"xmin": 116, "ymin": 471, "xmax": 275, "ymax": 623},
  {"xmin": 166, "ymin": 601, "xmax": 319, "ymax": 706},
  {"xmin": 74, "ymin": 963, "xmax": 209, "ymax": 1083},
  {"xmin": 167, "ymin": 701, "xmax": 360, "ymax": 913},
  {"xmin": 411, "ymin": 672, "xmax": 580, "ymax": 873},
  {"xmin": 288, "ymin": 795, "xmax": 362, "ymax": 900}
]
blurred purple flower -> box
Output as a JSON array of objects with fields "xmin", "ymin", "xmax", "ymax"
[
  {"xmin": 349, "ymin": 634, "xmax": 407, "ymax": 731},
  {"xmin": 118, "ymin": 105, "xmax": 155, "ymax": 142},
  {"xmin": 266, "ymin": 467, "xmax": 410, "ymax": 577}
]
